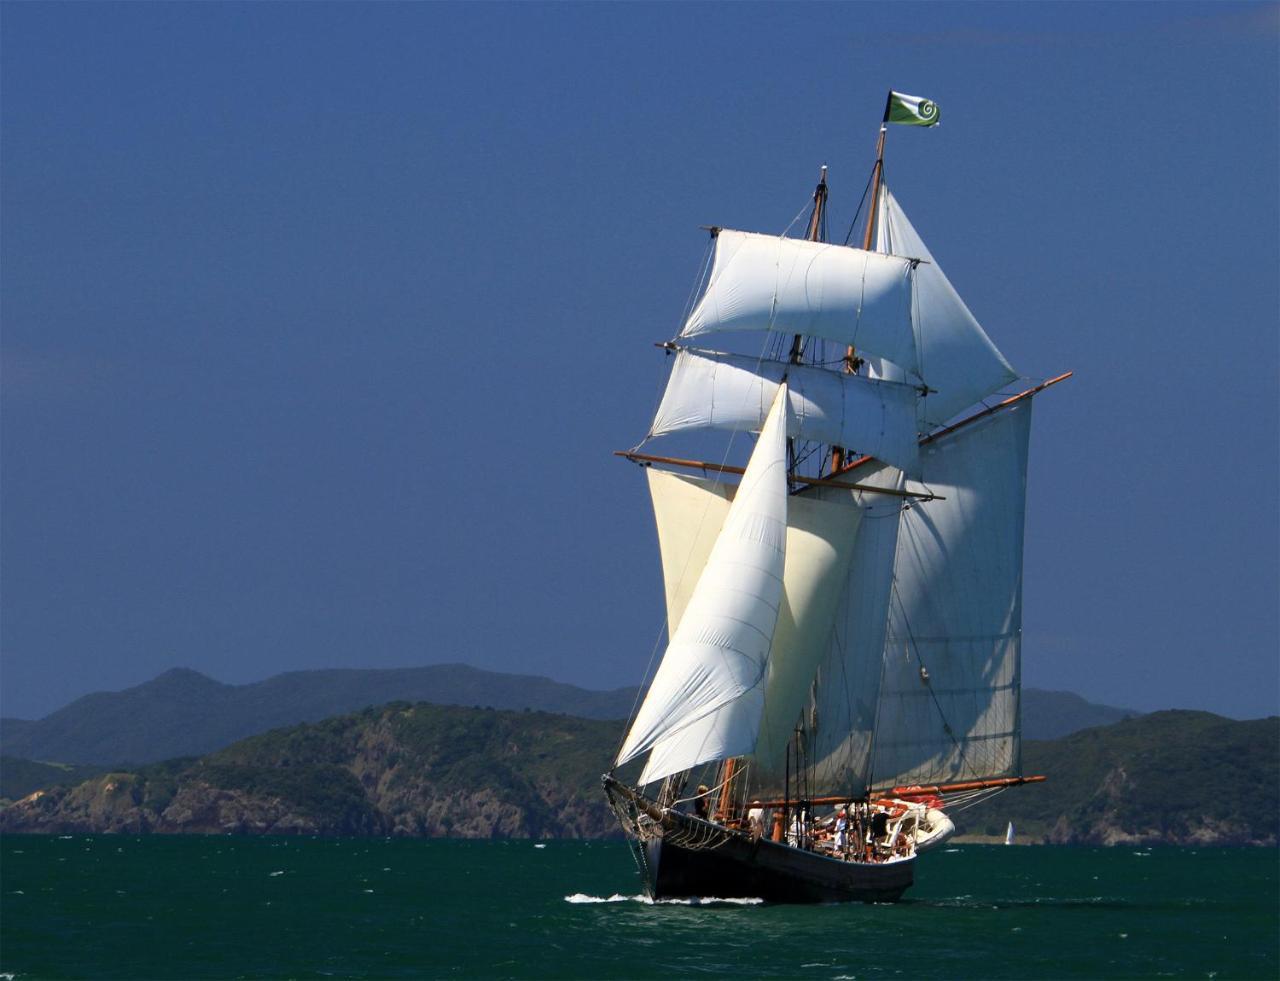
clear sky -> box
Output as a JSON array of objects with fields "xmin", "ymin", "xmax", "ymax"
[{"xmin": 3, "ymin": 2, "xmax": 1277, "ymax": 721}]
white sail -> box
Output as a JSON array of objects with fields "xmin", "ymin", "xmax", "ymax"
[
  {"xmin": 643, "ymin": 469, "xmax": 863, "ymax": 783},
  {"xmin": 876, "ymin": 185, "xmax": 1018, "ymax": 429},
  {"xmin": 800, "ymin": 465, "xmax": 906, "ymax": 794},
  {"xmin": 616, "ymin": 386, "xmax": 789, "ymax": 782},
  {"xmin": 641, "ymin": 469, "xmax": 860, "ymax": 785},
  {"xmin": 650, "ymin": 348, "xmax": 921, "ymax": 475},
  {"xmin": 681, "ymin": 230, "xmax": 919, "ymax": 376},
  {"xmin": 867, "ymin": 401, "xmax": 1032, "ymax": 789},
  {"xmin": 749, "ymin": 493, "xmax": 860, "ymax": 778},
  {"xmin": 646, "ymin": 470, "xmax": 735, "ymax": 639}
]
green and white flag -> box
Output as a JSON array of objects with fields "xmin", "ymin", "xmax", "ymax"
[{"xmin": 885, "ymin": 91, "xmax": 940, "ymax": 127}]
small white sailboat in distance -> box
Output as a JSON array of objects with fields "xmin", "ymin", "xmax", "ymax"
[{"xmin": 1005, "ymin": 822, "xmax": 1016, "ymax": 845}]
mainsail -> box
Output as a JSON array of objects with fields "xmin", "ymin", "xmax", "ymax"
[
  {"xmin": 868, "ymin": 401, "xmax": 1031, "ymax": 789},
  {"xmin": 615, "ymin": 385, "xmax": 790, "ymax": 784},
  {"xmin": 804, "ymin": 401, "xmax": 1032, "ymax": 795}
]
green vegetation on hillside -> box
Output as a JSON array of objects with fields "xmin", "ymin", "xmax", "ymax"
[
  {"xmin": 0, "ymin": 757, "xmax": 106, "ymax": 802},
  {"xmin": 960, "ymin": 711, "xmax": 1278, "ymax": 844},
  {"xmin": 3, "ymin": 704, "xmax": 1274, "ymax": 845}
]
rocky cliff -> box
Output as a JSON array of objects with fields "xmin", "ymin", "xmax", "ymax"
[
  {"xmin": 4, "ymin": 705, "xmax": 1275, "ymax": 846},
  {"xmin": 1, "ymin": 703, "xmax": 627, "ymax": 838}
]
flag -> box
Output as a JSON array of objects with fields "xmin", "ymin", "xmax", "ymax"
[{"xmin": 885, "ymin": 91, "xmax": 940, "ymax": 127}]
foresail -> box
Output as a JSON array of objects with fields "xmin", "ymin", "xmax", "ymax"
[
  {"xmin": 868, "ymin": 401, "xmax": 1032, "ymax": 789},
  {"xmin": 876, "ymin": 185, "xmax": 1018, "ymax": 429},
  {"xmin": 681, "ymin": 230, "xmax": 919, "ymax": 376},
  {"xmin": 651, "ymin": 348, "xmax": 921, "ymax": 476},
  {"xmin": 616, "ymin": 386, "xmax": 789, "ymax": 784}
]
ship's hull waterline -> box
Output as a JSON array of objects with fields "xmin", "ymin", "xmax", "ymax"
[
  {"xmin": 605, "ymin": 777, "xmax": 914, "ymax": 903},
  {"xmin": 643, "ymin": 832, "xmax": 914, "ymax": 904}
]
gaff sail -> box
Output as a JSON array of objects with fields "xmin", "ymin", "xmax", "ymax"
[{"xmin": 868, "ymin": 400, "xmax": 1032, "ymax": 790}]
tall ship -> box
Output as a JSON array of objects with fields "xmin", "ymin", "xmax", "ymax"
[{"xmin": 602, "ymin": 92, "xmax": 1069, "ymax": 903}]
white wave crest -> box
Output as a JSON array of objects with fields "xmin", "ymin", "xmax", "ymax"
[{"xmin": 564, "ymin": 893, "xmax": 763, "ymax": 906}]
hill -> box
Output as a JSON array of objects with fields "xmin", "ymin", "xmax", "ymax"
[
  {"xmin": 2, "ymin": 705, "xmax": 1273, "ymax": 845},
  {"xmin": 0, "ymin": 665, "xmax": 639, "ymax": 765},
  {"xmin": 0, "ymin": 757, "xmax": 106, "ymax": 803},
  {"xmin": 1, "ymin": 665, "xmax": 1138, "ymax": 766},
  {"xmin": 1020, "ymin": 688, "xmax": 1139, "ymax": 739},
  {"xmin": 955, "ymin": 710, "xmax": 1279, "ymax": 846},
  {"xmin": 0, "ymin": 703, "xmax": 632, "ymax": 838}
]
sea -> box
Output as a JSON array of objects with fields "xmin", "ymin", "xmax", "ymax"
[{"xmin": 1, "ymin": 837, "xmax": 1276, "ymax": 979}]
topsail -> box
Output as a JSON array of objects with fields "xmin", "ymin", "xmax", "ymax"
[{"xmin": 681, "ymin": 230, "xmax": 919, "ymax": 376}]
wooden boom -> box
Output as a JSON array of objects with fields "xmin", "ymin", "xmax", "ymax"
[
  {"xmin": 832, "ymin": 371, "xmax": 1074, "ymax": 480},
  {"xmin": 738, "ymin": 775, "xmax": 1047, "ymax": 811},
  {"xmin": 614, "ymin": 451, "xmax": 942, "ymax": 501}
]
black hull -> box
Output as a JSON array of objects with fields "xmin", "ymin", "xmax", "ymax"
[
  {"xmin": 640, "ymin": 829, "xmax": 914, "ymax": 904},
  {"xmin": 603, "ymin": 775, "xmax": 914, "ymax": 904}
]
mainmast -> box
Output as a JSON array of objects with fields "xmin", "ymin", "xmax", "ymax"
[{"xmin": 831, "ymin": 104, "xmax": 890, "ymax": 472}]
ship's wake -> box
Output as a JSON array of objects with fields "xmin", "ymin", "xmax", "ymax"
[{"xmin": 564, "ymin": 893, "xmax": 763, "ymax": 906}]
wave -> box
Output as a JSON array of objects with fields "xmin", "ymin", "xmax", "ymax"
[{"xmin": 564, "ymin": 893, "xmax": 763, "ymax": 906}]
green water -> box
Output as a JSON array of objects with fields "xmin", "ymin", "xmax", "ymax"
[{"xmin": 1, "ymin": 836, "xmax": 1275, "ymax": 979}]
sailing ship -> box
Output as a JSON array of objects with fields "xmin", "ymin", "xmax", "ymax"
[{"xmin": 602, "ymin": 91, "xmax": 1068, "ymax": 903}]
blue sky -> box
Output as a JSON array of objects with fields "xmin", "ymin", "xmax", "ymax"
[{"xmin": 3, "ymin": 2, "xmax": 1276, "ymax": 720}]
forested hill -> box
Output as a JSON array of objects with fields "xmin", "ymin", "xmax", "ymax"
[
  {"xmin": 1, "ymin": 663, "xmax": 1136, "ymax": 766},
  {"xmin": 960, "ymin": 710, "xmax": 1278, "ymax": 846},
  {"xmin": 2, "ymin": 704, "xmax": 1274, "ymax": 846},
  {"xmin": 2, "ymin": 704, "xmax": 630, "ymax": 838}
]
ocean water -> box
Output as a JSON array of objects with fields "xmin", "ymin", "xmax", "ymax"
[{"xmin": 1, "ymin": 837, "xmax": 1275, "ymax": 979}]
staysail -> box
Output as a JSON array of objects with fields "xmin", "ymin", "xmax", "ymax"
[
  {"xmin": 615, "ymin": 385, "xmax": 790, "ymax": 784},
  {"xmin": 875, "ymin": 184, "xmax": 1017, "ymax": 428},
  {"xmin": 650, "ymin": 347, "xmax": 921, "ymax": 476}
]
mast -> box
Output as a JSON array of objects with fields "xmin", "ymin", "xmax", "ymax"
[
  {"xmin": 831, "ymin": 102, "xmax": 890, "ymax": 472},
  {"xmin": 722, "ymin": 165, "xmax": 828, "ymax": 822},
  {"xmin": 788, "ymin": 166, "xmax": 829, "ymax": 364}
]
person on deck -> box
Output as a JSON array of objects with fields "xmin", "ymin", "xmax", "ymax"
[
  {"xmin": 693, "ymin": 785, "xmax": 710, "ymax": 820},
  {"xmin": 834, "ymin": 808, "xmax": 849, "ymax": 856}
]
